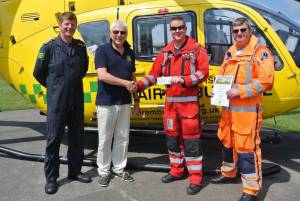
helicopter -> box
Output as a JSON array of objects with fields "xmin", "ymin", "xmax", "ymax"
[{"xmin": 0, "ymin": 0, "xmax": 299, "ymax": 128}]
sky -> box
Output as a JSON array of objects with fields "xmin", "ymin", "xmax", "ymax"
[{"xmin": 246, "ymin": 0, "xmax": 300, "ymax": 26}]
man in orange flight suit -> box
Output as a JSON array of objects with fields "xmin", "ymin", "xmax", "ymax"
[
  {"xmin": 132, "ymin": 16, "xmax": 209, "ymax": 195},
  {"xmin": 211, "ymin": 17, "xmax": 275, "ymax": 201}
]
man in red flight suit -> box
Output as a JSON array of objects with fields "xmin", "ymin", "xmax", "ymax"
[{"xmin": 134, "ymin": 16, "xmax": 209, "ymax": 195}]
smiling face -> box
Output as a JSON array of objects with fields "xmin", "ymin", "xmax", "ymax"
[
  {"xmin": 169, "ymin": 19, "xmax": 187, "ymax": 44},
  {"xmin": 59, "ymin": 18, "xmax": 77, "ymax": 39},
  {"xmin": 110, "ymin": 25, "xmax": 127, "ymax": 47},
  {"xmin": 232, "ymin": 22, "xmax": 252, "ymax": 49}
]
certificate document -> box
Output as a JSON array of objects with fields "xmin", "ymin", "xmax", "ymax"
[
  {"xmin": 211, "ymin": 75, "xmax": 234, "ymax": 107},
  {"xmin": 157, "ymin": 76, "xmax": 172, "ymax": 85}
]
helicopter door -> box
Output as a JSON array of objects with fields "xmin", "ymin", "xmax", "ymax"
[
  {"xmin": 127, "ymin": 8, "xmax": 198, "ymax": 105},
  {"xmin": 126, "ymin": 6, "xmax": 199, "ymax": 124}
]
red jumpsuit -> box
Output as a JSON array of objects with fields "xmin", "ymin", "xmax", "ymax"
[
  {"xmin": 137, "ymin": 36, "xmax": 209, "ymax": 185},
  {"xmin": 217, "ymin": 35, "xmax": 274, "ymax": 195}
]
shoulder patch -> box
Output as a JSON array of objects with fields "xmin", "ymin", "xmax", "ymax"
[
  {"xmin": 261, "ymin": 50, "xmax": 269, "ymax": 59},
  {"xmin": 226, "ymin": 52, "xmax": 232, "ymax": 60},
  {"xmin": 38, "ymin": 51, "xmax": 45, "ymax": 60}
]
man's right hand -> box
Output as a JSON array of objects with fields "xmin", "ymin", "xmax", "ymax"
[{"xmin": 126, "ymin": 81, "xmax": 138, "ymax": 92}]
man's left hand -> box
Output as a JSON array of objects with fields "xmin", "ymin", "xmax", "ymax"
[{"xmin": 226, "ymin": 85, "xmax": 239, "ymax": 98}]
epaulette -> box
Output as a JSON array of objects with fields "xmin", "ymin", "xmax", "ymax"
[
  {"xmin": 196, "ymin": 44, "xmax": 206, "ymax": 53},
  {"xmin": 76, "ymin": 39, "xmax": 86, "ymax": 47},
  {"xmin": 43, "ymin": 38, "xmax": 56, "ymax": 45}
]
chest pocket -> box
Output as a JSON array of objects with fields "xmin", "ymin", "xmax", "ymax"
[
  {"xmin": 235, "ymin": 57, "xmax": 253, "ymax": 84},
  {"xmin": 48, "ymin": 46, "xmax": 64, "ymax": 76},
  {"xmin": 162, "ymin": 50, "xmax": 197, "ymax": 76},
  {"xmin": 181, "ymin": 52, "xmax": 196, "ymax": 76},
  {"xmin": 72, "ymin": 48, "xmax": 87, "ymax": 77}
]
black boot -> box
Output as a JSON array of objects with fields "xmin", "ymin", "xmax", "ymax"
[
  {"xmin": 239, "ymin": 193, "xmax": 257, "ymax": 201},
  {"xmin": 161, "ymin": 173, "xmax": 181, "ymax": 183},
  {"xmin": 211, "ymin": 175, "xmax": 236, "ymax": 184},
  {"xmin": 45, "ymin": 180, "xmax": 58, "ymax": 194},
  {"xmin": 68, "ymin": 172, "xmax": 91, "ymax": 183},
  {"xmin": 186, "ymin": 184, "xmax": 202, "ymax": 195}
]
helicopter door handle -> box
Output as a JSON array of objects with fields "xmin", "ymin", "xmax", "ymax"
[
  {"xmin": 287, "ymin": 73, "xmax": 299, "ymax": 79},
  {"xmin": 85, "ymin": 72, "xmax": 98, "ymax": 77},
  {"xmin": 53, "ymin": 25, "xmax": 60, "ymax": 33}
]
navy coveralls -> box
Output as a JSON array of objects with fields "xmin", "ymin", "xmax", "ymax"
[{"xmin": 33, "ymin": 36, "xmax": 88, "ymax": 181}]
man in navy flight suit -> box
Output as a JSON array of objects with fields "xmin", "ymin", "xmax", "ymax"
[{"xmin": 33, "ymin": 12, "xmax": 91, "ymax": 194}]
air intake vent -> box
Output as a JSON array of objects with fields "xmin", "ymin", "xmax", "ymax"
[{"xmin": 21, "ymin": 12, "xmax": 40, "ymax": 22}]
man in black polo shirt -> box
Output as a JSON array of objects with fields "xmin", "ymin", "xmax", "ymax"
[{"xmin": 94, "ymin": 20, "xmax": 139, "ymax": 187}]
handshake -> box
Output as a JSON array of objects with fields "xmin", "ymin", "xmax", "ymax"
[{"xmin": 126, "ymin": 81, "xmax": 138, "ymax": 93}]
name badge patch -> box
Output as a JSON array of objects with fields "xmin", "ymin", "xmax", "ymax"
[
  {"xmin": 167, "ymin": 118, "xmax": 173, "ymax": 130},
  {"xmin": 126, "ymin": 55, "xmax": 132, "ymax": 63}
]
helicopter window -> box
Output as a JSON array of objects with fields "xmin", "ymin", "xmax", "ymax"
[
  {"xmin": 204, "ymin": 9, "xmax": 283, "ymax": 71},
  {"xmin": 133, "ymin": 12, "xmax": 196, "ymax": 61},
  {"xmin": 256, "ymin": 11, "xmax": 300, "ymax": 68},
  {"xmin": 78, "ymin": 20, "xmax": 110, "ymax": 56}
]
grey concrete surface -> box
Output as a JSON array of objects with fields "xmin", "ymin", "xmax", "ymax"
[{"xmin": 0, "ymin": 109, "xmax": 300, "ymax": 201}]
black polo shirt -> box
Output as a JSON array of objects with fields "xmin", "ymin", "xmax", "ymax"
[{"xmin": 94, "ymin": 41, "xmax": 135, "ymax": 106}]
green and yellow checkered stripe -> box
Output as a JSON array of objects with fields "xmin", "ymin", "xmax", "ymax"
[
  {"xmin": 18, "ymin": 81, "xmax": 98, "ymax": 105},
  {"xmin": 19, "ymin": 83, "xmax": 46, "ymax": 104},
  {"xmin": 83, "ymin": 81, "xmax": 98, "ymax": 104}
]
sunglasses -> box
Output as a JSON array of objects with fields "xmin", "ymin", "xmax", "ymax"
[
  {"xmin": 232, "ymin": 28, "xmax": 248, "ymax": 34},
  {"xmin": 112, "ymin": 30, "xmax": 126, "ymax": 35},
  {"xmin": 170, "ymin": 25, "xmax": 186, "ymax": 31}
]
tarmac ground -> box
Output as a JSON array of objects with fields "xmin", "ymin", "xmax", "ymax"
[{"xmin": 0, "ymin": 109, "xmax": 300, "ymax": 201}]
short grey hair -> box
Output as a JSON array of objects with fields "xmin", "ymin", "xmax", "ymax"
[
  {"xmin": 232, "ymin": 17, "xmax": 252, "ymax": 30},
  {"xmin": 110, "ymin": 20, "xmax": 128, "ymax": 32}
]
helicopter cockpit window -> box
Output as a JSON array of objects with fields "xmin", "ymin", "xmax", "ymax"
[
  {"xmin": 255, "ymin": 10, "xmax": 300, "ymax": 69},
  {"xmin": 204, "ymin": 9, "xmax": 283, "ymax": 71},
  {"xmin": 78, "ymin": 20, "xmax": 110, "ymax": 56},
  {"xmin": 133, "ymin": 12, "xmax": 196, "ymax": 61}
]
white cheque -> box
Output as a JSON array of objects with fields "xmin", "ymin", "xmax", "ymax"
[{"xmin": 157, "ymin": 76, "xmax": 172, "ymax": 85}]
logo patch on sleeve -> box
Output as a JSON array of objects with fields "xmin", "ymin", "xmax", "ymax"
[
  {"xmin": 261, "ymin": 50, "xmax": 269, "ymax": 59},
  {"xmin": 38, "ymin": 52, "xmax": 45, "ymax": 60},
  {"xmin": 226, "ymin": 52, "xmax": 232, "ymax": 60}
]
